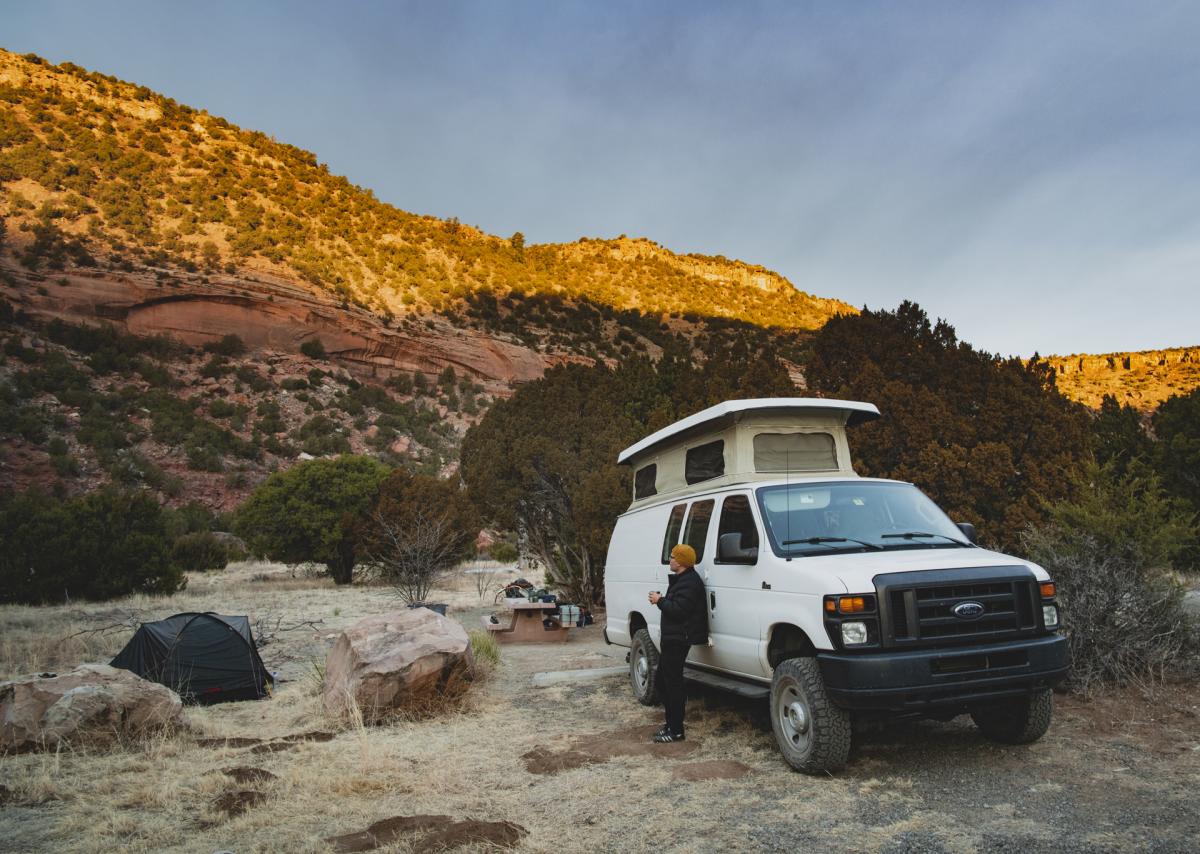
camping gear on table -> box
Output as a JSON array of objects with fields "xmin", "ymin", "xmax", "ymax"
[
  {"xmin": 110, "ymin": 612, "xmax": 273, "ymax": 704},
  {"xmin": 483, "ymin": 600, "xmax": 572, "ymax": 643},
  {"xmin": 559, "ymin": 604, "xmax": 582, "ymax": 627}
]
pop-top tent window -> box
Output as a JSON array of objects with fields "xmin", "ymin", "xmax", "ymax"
[
  {"xmin": 685, "ymin": 439, "xmax": 725, "ymax": 485},
  {"xmin": 110, "ymin": 612, "xmax": 273, "ymax": 704},
  {"xmin": 753, "ymin": 432, "xmax": 837, "ymax": 472},
  {"xmin": 634, "ymin": 464, "xmax": 658, "ymax": 499}
]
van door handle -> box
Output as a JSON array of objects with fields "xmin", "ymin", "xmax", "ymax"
[{"xmin": 710, "ymin": 592, "xmax": 716, "ymax": 610}]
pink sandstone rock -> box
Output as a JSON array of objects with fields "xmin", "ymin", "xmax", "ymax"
[
  {"xmin": 322, "ymin": 610, "xmax": 474, "ymax": 721},
  {"xmin": 0, "ymin": 664, "xmax": 184, "ymax": 753}
]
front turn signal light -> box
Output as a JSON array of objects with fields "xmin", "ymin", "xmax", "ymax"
[
  {"xmin": 1040, "ymin": 581, "xmax": 1056, "ymax": 599},
  {"xmin": 839, "ymin": 596, "xmax": 866, "ymax": 614}
]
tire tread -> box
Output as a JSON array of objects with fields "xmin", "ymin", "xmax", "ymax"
[
  {"xmin": 770, "ymin": 657, "xmax": 852, "ymax": 774},
  {"xmin": 630, "ymin": 628, "xmax": 661, "ymax": 706}
]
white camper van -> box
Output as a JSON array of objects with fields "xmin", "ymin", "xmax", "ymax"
[{"xmin": 602, "ymin": 398, "xmax": 1069, "ymax": 773}]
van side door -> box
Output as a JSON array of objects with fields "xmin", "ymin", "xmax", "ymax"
[{"xmin": 699, "ymin": 492, "xmax": 769, "ymax": 678}]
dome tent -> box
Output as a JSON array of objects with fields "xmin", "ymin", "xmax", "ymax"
[{"xmin": 111, "ymin": 613, "xmax": 273, "ymax": 704}]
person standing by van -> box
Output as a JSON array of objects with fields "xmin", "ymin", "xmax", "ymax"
[{"xmin": 648, "ymin": 544, "xmax": 708, "ymax": 742}]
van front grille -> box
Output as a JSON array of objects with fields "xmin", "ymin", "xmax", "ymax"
[{"xmin": 876, "ymin": 567, "xmax": 1041, "ymax": 650}]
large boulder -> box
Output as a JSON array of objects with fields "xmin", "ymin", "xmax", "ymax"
[
  {"xmin": 323, "ymin": 609, "xmax": 475, "ymax": 721},
  {"xmin": 0, "ymin": 664, "xmax": 184, "ymax": 753}
]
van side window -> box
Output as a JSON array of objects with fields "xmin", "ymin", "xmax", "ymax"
[
  {"xmin": 634, "ymin": 464, "xmax": 657, "ymax": 499},
  {"xmin": 682, "ymin": 499, "xmax": 715, "ymax": 562},
  {"xmin": 660, "ymin": 504, "xmax": 687, "ymax": 564},
  {"xmin": 715, "ymin": 494, "xmax": 759, "ymax": 564},
  {"xmin": 685, "ymin": 440, "xmax": 725, "ymax": 484}
]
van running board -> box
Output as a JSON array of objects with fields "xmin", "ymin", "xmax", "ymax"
[{"xmin": 684, "ymin": 667, "xmax": 770, "ymax": 699}]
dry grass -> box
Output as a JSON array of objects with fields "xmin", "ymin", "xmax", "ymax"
[
  {"xmin": 2, "ymin": 562, "xmax": 1197, "ymax": 853},
  {"xmin": 0, "ymin": 559, "xmax": 509, "ymax": 682}
]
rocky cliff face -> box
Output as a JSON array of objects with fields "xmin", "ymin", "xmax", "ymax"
[
  {"xmin": 1043, "ymin": 347, "xmax": 1200, "ymax": 410},
  {"xmin": 2, "ymin": 261, "xmax": 565, "ymax": 398},
  {"xmin": 1, "ymin": 253, "xmax": 801, "ymax": 510}
]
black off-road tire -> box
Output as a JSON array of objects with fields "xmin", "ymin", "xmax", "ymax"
[
  {"xmin": 971, "ymin": 689, "xmax": 1053, "ymax": 744},
  {"xmin": 630, "ymin": 628, "xmax": 661, "ymax": 706},
  {"xmin": 770, "ymin": 657, "xmax": 852, "ymax": 774}
]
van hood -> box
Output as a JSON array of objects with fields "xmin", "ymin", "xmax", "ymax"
[{"xmin": 795, "ymin": 547, "xmax": 1050, "ymax": 594}]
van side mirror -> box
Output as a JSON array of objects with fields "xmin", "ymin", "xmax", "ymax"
[
  {"xmin": 718, "ymin": 532, "xmax": 758, "ymax": 563},
  {"xmin": 955, "ymin": 522, "xmax": 978, "ymax": 544}
]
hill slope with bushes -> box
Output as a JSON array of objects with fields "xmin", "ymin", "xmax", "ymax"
[{"xmin": 0, "ymin": 48, "xmax": 852, "ymax": 329}]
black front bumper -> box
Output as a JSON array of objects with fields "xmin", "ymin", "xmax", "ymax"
[{"xmin": 818, "ymin": 634, "xmax": 1070, "ymax": 711}]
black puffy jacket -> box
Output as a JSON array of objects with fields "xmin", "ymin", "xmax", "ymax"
[{"xmin": 656, "ymin": 567, "xmax": 709, "ymax": 646}]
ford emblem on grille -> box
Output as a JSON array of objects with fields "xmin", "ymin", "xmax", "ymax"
[{"xmin": 952, "ymin": 601, "xmax": 985, "ymax": 619}]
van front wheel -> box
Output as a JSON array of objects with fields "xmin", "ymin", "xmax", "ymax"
[
  {"xmin": 770, "ymin": 657, "xmax": 852, "ymax": 774},
  {"xmin": 630, "ymin": 628, "xmax": 661, "ymax": 706}
]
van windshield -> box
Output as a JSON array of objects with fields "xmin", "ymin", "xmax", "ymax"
[{"xmin": 755, "ymin": 481, "xmax": 970, "ymax": 557}]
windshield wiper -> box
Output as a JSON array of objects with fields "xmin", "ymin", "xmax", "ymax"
[
  {"xmin": 880, "ymin": 531, "xmax": 970, "ymax": 547},
  {"xmin": 782, "ymin": 536, "xmax": 883, "ymax": 551}
]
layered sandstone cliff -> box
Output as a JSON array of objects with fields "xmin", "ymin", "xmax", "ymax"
[
  {"xmin": 1043, "ymin": 347, "xmax": 1200, "ymax": 410},
  {"xmin": 1, "ymin": 261, "xmax": 566, "ymax": 398}
]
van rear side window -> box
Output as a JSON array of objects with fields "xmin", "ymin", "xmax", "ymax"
[
  {"xmin": 685, "ymin": 440, "xmax": 725, "ymax": 484},
  {"xmin": 634, "ymin": 464, "xmax": 657, "ymax": 499},
  {"xmin": 683, "ymin": 499, "xmax": 715, "ymax": 562},
  {"xmin": 661, "ymin": 503, "xmax": 687, "ymax": 564}
]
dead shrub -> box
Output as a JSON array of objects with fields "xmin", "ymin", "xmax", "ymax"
[
  {"xmin": 1023, "ymin": 528, "xmax": 1192, "ymax": 692},
  {"xmin": 1021, "ymin": 463, "xmax": 1198, "ymax": 692}
]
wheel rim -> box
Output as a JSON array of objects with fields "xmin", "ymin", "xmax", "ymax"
[
  {"xmin": 633, "ymin": 647, "xmax": 649, "ymax": 694},
  {"xmin": 777, "ymin": 683, "xmax": 811, "ymax": 752}
]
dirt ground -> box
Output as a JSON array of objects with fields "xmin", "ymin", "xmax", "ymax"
[{"xmin": 2, "ymin": 563, "xmax": 1198, "ymax": 853}]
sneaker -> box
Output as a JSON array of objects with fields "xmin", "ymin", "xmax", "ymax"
[{"xmin": 653, "ymin": 731, "xmax": 685, "ymax": 743}]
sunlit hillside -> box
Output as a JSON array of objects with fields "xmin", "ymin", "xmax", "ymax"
[
  {"xmin": 1041, "ymin": 346, "xmax": 1200, "ymax": 410},
  {"xmin": 0, "ymin": 49, "xmax": 853, "ymax": 329}
]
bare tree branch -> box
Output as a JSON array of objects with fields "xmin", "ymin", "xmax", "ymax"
[{"xmin": 366, "ymin": 508, "xmax": 467, "ymax": 606}]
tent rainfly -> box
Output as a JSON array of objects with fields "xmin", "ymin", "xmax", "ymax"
[{"xmin": 110, "ymin": 612, "xmax": 273, "ymax": 704}]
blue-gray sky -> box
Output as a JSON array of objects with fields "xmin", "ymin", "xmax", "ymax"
[{"xmin": 6, "ymin": 1, "xmax": 1199, "ymax": 356}]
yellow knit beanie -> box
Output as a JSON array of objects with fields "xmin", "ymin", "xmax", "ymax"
[{"xmin": 670, "ymin": 544, "xmax": 697, "ymax": 568}]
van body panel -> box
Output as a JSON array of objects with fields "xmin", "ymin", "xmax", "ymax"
[
  {"xmin": 780, "ymin": 547, "xmax": 1051, "ymax": 596},
  {"xmin": 605, "ymin": 476, "xmax": 1052, "ymax": 658}
]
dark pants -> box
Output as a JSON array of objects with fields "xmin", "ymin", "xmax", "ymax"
[{"xmin": 656, "ymin": 640, "xmax": 689, "ymax": 736}]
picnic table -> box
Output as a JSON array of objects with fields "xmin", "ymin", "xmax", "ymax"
[{"xmin": 483, "ymin": 599, "xmax": 571, "ymax": 643}]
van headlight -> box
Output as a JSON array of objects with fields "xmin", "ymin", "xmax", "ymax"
[
  {"xmin": 841, "ymin": 621, "xmax": 868, "ymax": 645},
  {"xmin": 1042, "ymin": 605, "xmax": 1059, "ymax": 629}
]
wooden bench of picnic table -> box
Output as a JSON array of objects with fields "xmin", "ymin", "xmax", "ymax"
[{"xmin": 483, "ymin": 599, "xmax": 570, "ymax": 643}]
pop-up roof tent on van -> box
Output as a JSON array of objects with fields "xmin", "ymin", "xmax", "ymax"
[{"xmin": 617, "ymin": 398, "xmax": 880, "ymax": 509}]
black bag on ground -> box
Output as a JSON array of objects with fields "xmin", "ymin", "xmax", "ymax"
[{"xmin": 110, "ymin": 612, "xmax": 273, "ymax": 704}]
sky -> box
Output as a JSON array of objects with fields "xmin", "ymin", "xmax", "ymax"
[{"xmin": 5, "ymin": 1, "xmax": 1200, "ymax": 356}]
